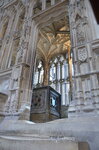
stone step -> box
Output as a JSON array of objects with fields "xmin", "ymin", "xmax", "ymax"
[{"xmin": 0, "ymin": 135, "xmax": 89, "ymax": 150}]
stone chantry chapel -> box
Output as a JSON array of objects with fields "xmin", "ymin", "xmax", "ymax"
[{"xmin": 0, "ymin": 0, "xmax": 99, "ymax": 150}]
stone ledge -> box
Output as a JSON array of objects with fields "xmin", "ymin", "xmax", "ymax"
[
  {"xmin": 0, "ymin": 135, "xmax": 89, "ymax": 150},
  {"xmin": 0, "ymin": 117, "xmax": 99, "ymax": 150}
]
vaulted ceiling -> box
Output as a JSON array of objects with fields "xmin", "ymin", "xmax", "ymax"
[{"xmin": 36, "ymin": 17, "xmax": 70, "ymax": 63}]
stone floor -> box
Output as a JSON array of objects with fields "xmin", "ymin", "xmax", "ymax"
[
  {"xmin": 0, "ymin": 135, "xmax": 89, "ymax": 150},
  {"xmin": 0, "ymin": 116, "xmax": 99, "ymax": 150}
]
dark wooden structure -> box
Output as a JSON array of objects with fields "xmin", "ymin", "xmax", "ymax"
[{"xmin": 30, "ymin": 86, "xmax": 61, "ymax": 123}]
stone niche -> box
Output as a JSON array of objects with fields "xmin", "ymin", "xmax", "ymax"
[
  {"xmin": 0, "ymin": 92, "xmax": 8, "ymax": 113},
  {"xmin": 0, "ymin": 91, "xmax": 8, "ymax": 122},
  {"xmin": 0, "ymin": 75, "xmax": 10, "ymax": 121},
  {"xmin": 0, "ymin": 76, "xmax": 10, "ymax": 95},
  {"xmin": 30, "ymin": 86, "xmax": 61, "ymax": 123}
]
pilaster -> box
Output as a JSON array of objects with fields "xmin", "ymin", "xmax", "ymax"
[{"xmin": 68, "ymin": 0, "xmax": 99, "ymax": 117}]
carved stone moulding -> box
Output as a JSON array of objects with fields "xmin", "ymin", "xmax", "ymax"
[{"xmin": 78, "ymin": 47, "xmax": 88, "ymax": 62}]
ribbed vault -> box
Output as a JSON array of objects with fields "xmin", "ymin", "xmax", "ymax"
[{"xmin": 36, "ymin": 17, "xmax": 70, "ymax": 64}]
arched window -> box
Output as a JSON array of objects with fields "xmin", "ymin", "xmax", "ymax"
[
  {"xmin": 33, "ymin": 60, "xmax": 44, "ymax": 88},
  {"xmin": 33, "ymin": 54, "xmax": 74, "ymax": 106},
  {"xmin": 49, "ymin": 54, "xmax": 70, "ymax": 106}
]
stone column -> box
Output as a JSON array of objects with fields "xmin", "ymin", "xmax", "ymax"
[
  {"xmin": 4, "ymin": 1, "xmax": 38, "ymax": 120},
  {"xmin": 43, "ymin": 62, "xmax": 49, "ymax": 86},
  {"xmin": 68, "ymin": 0, "xmax": 99, "ymax": 117},
  {"xmin": 16, "ymin": 5, "xmax": 39, "ymax": 119},
  {"xmin": 42, "ymin": 0, "xmax": 46, "ymax": 10}
]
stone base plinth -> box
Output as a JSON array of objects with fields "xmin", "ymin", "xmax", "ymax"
[
  {"xmin": 0, "ymin": 136, "xmax": 88, "ymax": 150},
  {"xmin": 0, "ymin": 117, "xmax": 99, "ymax": 150}
]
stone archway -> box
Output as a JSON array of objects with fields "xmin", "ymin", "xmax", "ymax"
[{"xmin": 30, "ymin": 0, "xmax": 73, "ymax": 122}]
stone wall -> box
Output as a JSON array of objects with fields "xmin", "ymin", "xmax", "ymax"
[
  {"xmin": 0, "ymin": 0, "xmax": 99, "ymax": 120},
  {"xmin": 68, "ymin": 0, "xmax": 99, "ymax": 117}
]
